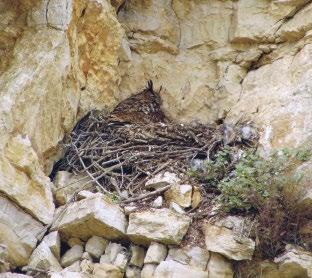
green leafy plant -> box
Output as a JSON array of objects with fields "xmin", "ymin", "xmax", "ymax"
[
  {"xmin": 188, "ymin": 146, "xmax": 233, "ymax": 187},
  {"xmin": 189, "ymin": 146, "xmax": 311, "ymax": 259},
  {"xmin": 217, "ymin": 148, "xmax": 310, "ymax": 212}
]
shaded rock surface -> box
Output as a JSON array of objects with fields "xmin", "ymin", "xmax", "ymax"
[
  {"xmin": 85, "ymin": 236, "xmax": 108, "ymax": 259},
  {"xmin": 61, "ymin": 245, "xmax": 83, "ymax": 268}
]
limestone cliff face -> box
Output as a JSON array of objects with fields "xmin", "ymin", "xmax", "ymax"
[{"xmin": 0, "ymin": 0, "xmax": 312, "ymax": 272}]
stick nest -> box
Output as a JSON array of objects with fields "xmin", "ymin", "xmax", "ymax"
[{"xmin": 55, "ymin": 110, "xmax": 256, "ymax": 202}]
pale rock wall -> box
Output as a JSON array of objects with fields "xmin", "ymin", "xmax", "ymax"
[
  {"xmin": 0, "ymin": 0, "xmax": 123, "ymax": 265},
  {"xmin": 117, "ymin": 0, "xmax": 312, "ymax": 151},
  {"xmin": 1, "ymin": 0, "xmax": 312, "ymax": 271}
]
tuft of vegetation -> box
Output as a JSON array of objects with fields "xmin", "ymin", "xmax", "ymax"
[
  {"xmin": 188, "ymin": 146, "xmax": 233, "ymax": 187},
  {"xmin": 189, "ymin": 146, "xmax": 312, "ymax": 259},
  {"xmin": 217, "ymin": 148, "xmax": 310, "ymax": 212}
]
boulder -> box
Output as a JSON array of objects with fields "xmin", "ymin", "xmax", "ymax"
[
  {"xmin": 166, "ymin": 247, "xmax": 189, "ymax": 264},
  {"xmin": 165, "ymin": 246, "xmax": 210, "ymax": 271},
  {"xmin": 187, "ymin": 247, "xmax": 210, "ymax": 271},
  {"xmin": 164, "ymin": 184, "xmax": 192, "ymax": 208},
  {"xmin": 202, "ymin": 221, "xmax": 255, "ymax": 260},
  {"xmin": 0, "ymin": 196, "xmax": 44, "ymax": 268},
  {"xmin": 27, "ymin": 241, "xmax": 62, "ymax": 273},
  {"xmin": 145, "ymin": 172, "xmax": 181, "ymax": 189},
  {"xmin": 144, "ymin": 242, "xmax": 167, "ymax": 264},
  {"xmin": 127, "ymin": 208, "xmax": 191, "ymax": 245},
  {"xmin": 100, "ymin": 243, "xmax": 125, "ymax": 264},
  {"xmin": 42, "ymin": 231, "xmax": 61, "ymax": 260},
  {"xmin": 113, "ymin": 252, "xmax": 129, "ymax": 271},
  {"xmin": 274, "ymin": 245, "xmax": 312, "ymax": 278},
  {"xmin": 129, "ymin": 245, "xmax": 145, "ymax": 268},
  {"xmin": 207, "ymin": 253, "xmax": 233, "ymax": 278},
  {"xmin": 85, "ymin": 236, "xmax": 109, "ymax": 259},
  {"xmin": 1, "ymin": 135, "xmax": 55, "ymax": 224},
  {"xmin": 154, "ymin": 260, "xmax": 208, "ymax": 278},
  {"xmin": 93, "ymin": 263, "xmax": 123, "ymax": 278},
  {"xmin": 141, "ymin": 264, "xmax": 157, "ymax": 278},
  {"xmin": 51, "ymin": 194, "xmax": 127, "ymax": 240},
  {"xmin": 61, "ymin": 245, "xmax": 83, "ymax": 268}
]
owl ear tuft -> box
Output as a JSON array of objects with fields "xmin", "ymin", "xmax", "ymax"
[{"xmin": 146, "ymin": 80, "xmax": 153, "ymax": 92}]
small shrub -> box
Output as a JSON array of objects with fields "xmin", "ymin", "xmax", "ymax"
[
  {"xmin": 188, "ymin": 146, "xmax": 235, "ymax": 187},
  {"xmin": 189, "ymin": 146, "xmax": 312, "ymax": 259},
  {"xmin": 217, "ymin": 148, "xmax": 310, "ymax": 212}
]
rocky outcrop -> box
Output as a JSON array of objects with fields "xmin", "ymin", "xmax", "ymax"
[
  {"xmin": 1, "ymin": 0, "xmax": 312, "ymax": 277},
  {"xmin": 117, "ymin": 0, "xmax": 312, "ymax": 156},
  {"xmin": 229, "ymin": 43, "xmax": 312, "ymax": 152}
]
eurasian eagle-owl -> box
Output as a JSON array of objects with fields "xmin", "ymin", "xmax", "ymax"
[{"xmin": 109, "ymin": 80, "xmax": 166, "ymax": 124}]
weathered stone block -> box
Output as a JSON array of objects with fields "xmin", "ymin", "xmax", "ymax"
[
  {"xmin": 127, "ymin": 208, "xmax": 191, "ymax": 245},
  {"xmin": 203, "ymin": 222, "xmax": 255, "ymax": 261},
  {"xmin": 51, "ymin": 194, "xmax": 127, "ymax": 240},
  {"xmin": 0, "ymin": 196, "xmax": 44, "ymax": 268}
]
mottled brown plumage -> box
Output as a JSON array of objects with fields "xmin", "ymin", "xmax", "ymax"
[{"xmin": 109, "ymin": 80, "xmax": 166, "ymax": 124}]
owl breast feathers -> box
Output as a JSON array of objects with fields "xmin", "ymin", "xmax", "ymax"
[{"xmin": 109, "ymin": 80, "xmax": 166, "ymax": 124}]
